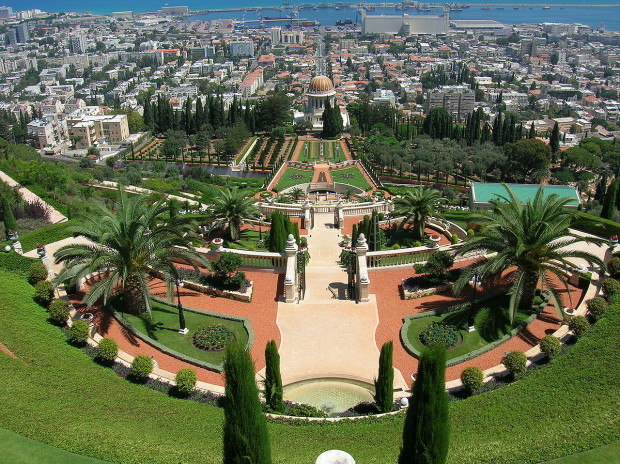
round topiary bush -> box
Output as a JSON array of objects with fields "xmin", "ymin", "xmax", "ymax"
[
  {"xmin": 460, "ymin": 366, "xmax": 484, "ymax": 395},
  {"xmin": 451, "ymin": 234, "xmax": 459, "ymax": 244},
  {"xmin": 601, "ymin": 278, "xmax": 620, "ymax": 300},
  {"xmin": 568, "ymin": 315, "xmax": 590, "ymax": 338},
  {"xmin": 68, "ymin": 320, "xmax": 90, "ymax": 346},
  {"xmin": 503, "ymin": 351, "xmax": 527, "ymax": 377},
  {"xmin": 607, "ymin": 257, "xmax": 620, "ymax": 278},
  {"xmin": 586, "ymin": 297, "xmax": 609, "ymax": 320},
  {"xmin": 467, "ymin": 229, "xmax": 475, "ymax": 237},
  {"xmin": 130, "ymin": 355, "xmax": 153, "ymax": 380},
  {"xmin": 27, "ymin": 261, "xmax": 48, "ymax": 285},
  {"xmin": 419, "ymin": 322, "xmax": 460, "ymax": 348},
  {"xmin": 95, "ymin": 338, "xmax": 119, "ymax": 364},
  {"xmin": 175, "ymin": 368, "xmax": 197, "ymax": 396},
  {"xmin": 192, "ymin": 324, "xmax": 235, "ymax": 351},
  {"xmin": 33, "ymin": 280, "xmax": 55, "ymax": 307},
  {"xmin": 540, "ymin": 335, "xmax": 562, "ymax": 359},
  {"xmin": 47, "ymin": 299, "xmax": 69, "ymax": 325}
]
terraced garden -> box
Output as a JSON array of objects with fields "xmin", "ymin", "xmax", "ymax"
[
  {"xmin": 1, "ymin": 262, "xmax": 619, "ymax": 463},
  {"xmin": 296, "ymin": 141, "xmax": 347, "ymax": 163}
]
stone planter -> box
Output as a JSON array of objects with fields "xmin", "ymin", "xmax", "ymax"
[
  {"xmin": 401, "ymin": 280, "xmax": 452, "ymax": 300},
  {"xmin": 183, "ymin": 279, "xmax": 253, "ymax": 303}
]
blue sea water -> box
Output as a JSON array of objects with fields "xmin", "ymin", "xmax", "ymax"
[{"xmin": 8, "ymin": 0, "xmax": 620, "ymax": 30}]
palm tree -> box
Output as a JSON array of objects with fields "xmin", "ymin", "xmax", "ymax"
[
  {"xmin": 289, "ymin": 187, "xmax": 305, "ymax": 201},
  {"xmin": 54, "ymin": 190, "xmax": 206, "ymax": 315},
  {"xmin": 453, "ymin": 185, "xmax": 605, "ymax": 323},
  {"xmin": 206, "ymin": 188, "xmax": 258, "ymax": 242},
  {"xmin": 392, "ymin": 186, "xmax": 446, "ymax": 240}
]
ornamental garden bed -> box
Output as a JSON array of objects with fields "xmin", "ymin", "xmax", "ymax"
[
  {"xmin": 400, "ymin": 269, "xmax": 460, "ymax": 300},
  {"xmin": 117, "ymin": 299, "xmax": 250, "ymax": 369},
  {"xmin": 401, "ymin": 292, "xmax": 549, "ymax": 366}
]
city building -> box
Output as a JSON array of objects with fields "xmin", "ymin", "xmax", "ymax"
[
  {"xmin": 0, "ymin": 6, "xmax": 13, "ymax": 18},
  {"xmin": 66, "ymin": 112, "xmax": 129, "ymax": 148},
  {"xmin": 69, "ymin": 34, "xmax": 87, "ymax": 54},
  {"xmin": 426, "ymin": 85, "xmax": 475, "ymax": 121},
  {"xmin": 7, "ymin": 23, "xmax": 29, "ymax": 45},
  {"xmin": 27, "ymin": 117, "xmax": 67, "ymax": 148},
  {"xmin": 361, "ymin": 10, "xmax": 449, "ymax": 35},
  {"xmin": 240, "ymin": 69, "xmax": 264, "ymax": 98},
  {"xmin": 270, "ymin": 27, "xmax": 281, "ymax": 46},
  {"xmin": 229, "ymin": 41, "xmax": 254, "ymax": 58}
]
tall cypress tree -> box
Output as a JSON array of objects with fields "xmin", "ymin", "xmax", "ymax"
[
  {"xmin": 550, "ymin": 122, "xmax": 561, "ymax": 160},
  {"xmin": 1, "ymin": 193, "xmax": 17, "ymax": 240},
  {"xmin": 264, "ymin": 340, "xmax": 284, "ymax": 413},
  {"xmin": 223, "ymin": 341, "xmax": 272, "ymax": 464},
  {"xmin": 601, "ymin": 179, "xmax": 617, "ymax": 220},
  {"xmin": 399, "ymin": 344, "xmax": 450, "ymax": 464},
  {"xmin": 374, "ymin": 340, "xmax": 394, "ymax": 413}
]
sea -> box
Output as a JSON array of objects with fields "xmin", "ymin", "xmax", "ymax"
[{"xmin": 8, "ymin": 0, "xmax": 620, "ymax": 31}]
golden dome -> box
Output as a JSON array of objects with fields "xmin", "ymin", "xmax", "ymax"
[{"xmin": 308, "ymin": 75, "xmax": 334, "ymax": 93}]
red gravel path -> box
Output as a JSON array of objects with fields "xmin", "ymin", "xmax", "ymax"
[
  {"xmin": 70, "ymin": 270, "xmax": 282, "ymax": 386},
  {"xmin": 370, "ymin": 265, "xmax": 585, "ymax": 383}
]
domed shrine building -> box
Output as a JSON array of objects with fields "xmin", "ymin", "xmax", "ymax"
[{"xmin": 304, "ymin": 75, "xmax": 348, "ymax": 130}]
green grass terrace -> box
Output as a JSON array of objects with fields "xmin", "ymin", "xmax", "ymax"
[
  {"xmin": 330, "ymin": 165, "xmax": 372, "ymax": 191},
  {"xmin": 272, "ymin": 166, "xmax": 314, "ymax": 192}
]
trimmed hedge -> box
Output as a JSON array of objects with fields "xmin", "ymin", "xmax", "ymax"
[
  {"xmin": 33, "ymin": 281, "xmax": 54, "ymax": 307},
  {"xmin": 67, "ymin": 320, "xmax": 89, "ymax": 346},
  {"xmin": 27, "ymin": 261, "xmax": 48, "ymax": 285},
  {"xmin": 95, "ymin": 338, "xmax": 118, "ymax": 363},
  {"xmin": 0, "ymin": 251, "xmax": 34, "ymax": 277},
  {"xmin": 130, "ymin": 355, "xmax": 153, "ymax": 380},
  {"xmin": 460, "ymin": 366, "xmax": 484, "ymax": 394},
  {"xmin": 175, "ymin": 368, "xmax": 197, "ymax": 396},
  {"xmin": 540, "ymin": 335, "xmax": 562, "ymax": 359},
  {"xmin": 503, "ymin": 351, "xmax": 527, "ymax": 376},
  {"xmin": 571, "ymin": 211, "xmax": 620, "ymax": 238},
  {"xmin": 11, "ymin": 220, "xmax": 77, "ymax": 253}
]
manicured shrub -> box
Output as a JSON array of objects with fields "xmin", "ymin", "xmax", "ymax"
[
  {"xmin": 540, "ymin": 335, "xmax": 562, "ymax": 359},
  {"xmin": 264, "ymin": 340, "xmax": 284, "ymax": 414},
  {"xmin": 47, "ymin": 299, "xmax": 69, "ymax": 325},
  {"xmin": 467, "ymin": 228, "xmax": 475, "ymax": 237},
  {"xmin": 95, "ymin": 338, "xmax": 118, "ymax": 363},
  {"xmin": 460, "ymin": 366, "xmax": 484, "ymax": 395},
  {"xmin": 374, "ymin": 340, "xmax": 394, "ymax": 414},
  {"xmin": 601, "ymin": 278, "xmax": 620, "ymax": 300},
  {"xmin": 587, "ymin": 297, "xmax": 609, "ymax": 320},
  {"xmin": 503, "ymin": 351, "xmax": 527, "ymax": 377},
  {"xmin": 607, "ymin": 257, "xmax": 620, "ymax": 278},
  {"xmin": 27, "ymin": 261, "xmax": 48, "ymax": 285},
  {"xmin": 130, "ymin": 355, "xmax": 153, "ymax": 380},
  {"xmin": 68, "ymin": 320, "xmax": 90, "ymax": 345},
  {"xmin": 568, "ymin": 316, "xmax": 590, "ymax": 338},
  {"xmin": 399, "ymin": 344, "xmax": 449, "ymax": 464},
  {"xmin": 175, "ymin": 368, "xmax": 197, "ymax": 396},
  {"xmin": 33, "ymin": 280, "xmax": 54, "ymax": 307},
  {"xmin": 450, "ymin": 234, "xmax": 459, "ymax": 244}
]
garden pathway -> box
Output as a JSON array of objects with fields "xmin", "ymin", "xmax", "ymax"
[
  {"xmin": 275, "ymin": 212, "xmax": 408, "ymax": 390},
  {"xmin": 0, "ymin": 169, "xmax": 67, "ymax": 224}
]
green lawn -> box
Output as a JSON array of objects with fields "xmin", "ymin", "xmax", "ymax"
[
  {"xmin": 330, "ymin": 166, "xmax": 372, "ymax": 191},
  {"xmin": 0, "ymin": 265, "xmax": 619, "ymax": 463},
  {"xmin": 405, "ymin": 294, "xmax": 533, "ymax": 361},
  {"xmin": 120, "ymin": 300, "xmax": 249, "ymax": 367},
  {"xmin": 273, "ymin": 167, "xmax": 314, "ymax": 191},
  {"xmin": 225, "ymin": 228, "xmax": 267, "ymax": 251},
  {"xmin": 545, "ymin": 441, "xmax": 620, "ymax": 463},
  {"xmin": 0, "ymin": 427, "xmax": 110, "ymax": 464}
]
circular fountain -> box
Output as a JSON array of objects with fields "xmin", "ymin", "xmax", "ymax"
[{"xmin": 283, "ymin": 378, "xmax": 374, "ymax": 416}]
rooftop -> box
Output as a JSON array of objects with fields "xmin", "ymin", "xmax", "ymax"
[{"xmin": 471, "ymin": 183, "xmax": 580, "ymax": 205}]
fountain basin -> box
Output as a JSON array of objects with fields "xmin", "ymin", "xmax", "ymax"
[{"xmin": 283, "ymin": 378, "xmax": 374, "ymax": 415}]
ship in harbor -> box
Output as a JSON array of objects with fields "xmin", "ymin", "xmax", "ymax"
[{"xmin": 336, "ymin": 18, "xmax": 354, "ymax": 26}]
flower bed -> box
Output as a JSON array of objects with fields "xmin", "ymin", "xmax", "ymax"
[
  {"xmin": 192, "ymin": 324, "xmax": 235, "ymax": 351},
  {"xmin": 419, "ymin": 322, "xmax": 461, "ymax": 348}
]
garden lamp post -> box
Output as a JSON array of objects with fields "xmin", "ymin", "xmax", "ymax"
[
  {"xmin": 468, "ymin": 271, "xmax": 483, "ymax": 332},
  {"xmin": 176, "ymin": 278, "xmax": 188, "ymax": 335},
  {"xmin": 257, "ymin": 214, "xmax": 264, "ymax": 242}
]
